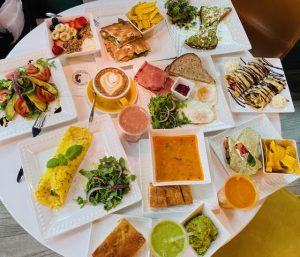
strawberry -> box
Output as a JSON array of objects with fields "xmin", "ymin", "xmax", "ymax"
[
  {"xmin": 74, "ymin": 16, "xmax": 87, "ymax": 29},
  {"xmin": 68, "ymin": 20, "xmax": 75, "ymax": 28},
  {"xmin": 54, "ymin": 39, "xmax": 64, "ymax": 47},
  {"xmin": 26, "ymin": 63, "xmax": 39, "ymax": 74},
  {"xmin": 52, "ymin": 45, "xmax": 63, "ymax": 56}
]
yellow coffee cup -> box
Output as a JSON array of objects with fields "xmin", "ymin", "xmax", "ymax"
[{"xmin": 92, "ymin": 67, "xmax": 130, "ymax": 107}]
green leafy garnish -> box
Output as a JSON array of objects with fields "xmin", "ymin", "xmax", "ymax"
[
  {"xmin": 165, "ymin": 0, "xmax": 198, "ymax": 29},
  {"xmin": 65, "ymin": 145, "xmax": 83, "ymax": 160},
  {"xmin": 50, "ymin": 189, "xmax": 57, "ymax": 196},
  {"xmin": 247, "ymin": 154, "xmax": 256, "ymax": 167},
  {"xmin": 36, "ymin": 58, "xmax": 55, "ymax": 68},
  {"xmin": 148, "ymin": 93, "xmax": 190, "ymax": 129},
  {"xmin": 75, "ymin": 196, "xmax": 88, "ymax": 208},
  {"xmin": 47, "ymin": 158, "xmax": 60, "ymax": 168},
  {"xmin": 76, "ymin": 156, "xmax": 136, "ymax": 211}
]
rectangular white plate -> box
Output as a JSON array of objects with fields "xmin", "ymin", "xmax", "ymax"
[
  {"xmin": 133, "ymin": 57, "xmax": 235, "ymax": 133},
  {"xmin": 45, "ymin": 13, "xmax": 101, "ymax": 58},
  {"xmin": 209, "ymin": 114, "xmax": 299, "ymax": 201},
  {"xmin": 181, "ymin": 202, "xmax": 231, "ymax": 257},
  {"xmin": 88, "ymin": 214, "xmax": 152, "ymax": 257},
  {"xmin": 139, "ymin": 139, "xmax": 218, "ymax": 218},
  {"xmin": 0, "ymin": 51, "xmax": 77, "ymax": 141},
  {"xmin": 86, "ymin": 3, "xmax": 177, "ymax": 67},
  {"xmin": 150, "ymin": 128, "xmax": 212, "ymax": 186},
  {"xmin": 157, "ymin": 0, "xmax": 251, "ymax": 56},
  {"xmin": 221, "ymin": 57, "xmax": 295, "ymax": 113},
  {"xmin": 18, "ymin": 115, "xmax": 142, "ymax": 239}
]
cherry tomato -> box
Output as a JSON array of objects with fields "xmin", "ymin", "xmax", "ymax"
[
  {"xmin": 15, "ymin": 97, "xmax": 30, "ymax": 117},
  {"xmin": 26, "ymin": 64, "xmax": 39, "ymax": 74},
  {"xmin": 35, "ymin": 86, "xmax": 55, "ymax": 103},
  {"xmin": 5, "ymin": 71, "xmax": 18, "ymax": 80}
]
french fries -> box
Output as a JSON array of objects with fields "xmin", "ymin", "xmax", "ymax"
[{"xmin": 127, "ymin": 2, "xmax": 163, "ymax": 31}]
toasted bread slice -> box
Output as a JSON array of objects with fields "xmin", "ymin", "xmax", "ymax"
[
  {"xmin": 166, "ymin": 53, "xmax": 215, "ymax": 84},
  {"xmin": 164, "ymin": 186, "xmax": 184, "ymax": 206},
  {"xmin": 149, "ymin": 183, "xmax": 167, "ymax": 208},
  {"xmin": 200, "ymin": 6, "xmax": 232, "ymax": 27},
  {"xmin": 180, "ymin": 185, "xmax": 193, "ymax": 204},
  {"xmin": 92, "ymin": 219, "xmax": 145, "ymax": 257},
  {"xmin": 185, "ymin": 25, "xmax": 218, "ymax": 50}
]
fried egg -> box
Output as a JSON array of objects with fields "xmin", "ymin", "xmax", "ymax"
[
  {"xmin": 182, "ymin": 100, "xmax": 216, "ymax": 124},
  {"xmin": 194, "ymin": 84, "xmax": 217, "ymax": 107}
]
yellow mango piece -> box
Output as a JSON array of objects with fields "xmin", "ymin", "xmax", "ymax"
[
  {"xmin": 137, "ymin": 13, "xmax": 144, "ymax": 20},
  {"xmin": 266, "ymin": 161, "xmax": 273, "ymax": 172},
  {"xmin": 280, "ymin": 155, "xmax": 296, "ymax": 170},
  {"xmin": 267, "ymin": 151, "xmax": 274, "ymax": 162},
  {"xmin": 273, "ymin": 144, "xmax": 286, "ymax": 161},
  {"xmin": 151, "ymin": 13, "xmax": 163, "ymax": 24},
  {"xmin": 286, "ymin": 146, "xmax": 296, "ymax": 157},
  {"xmin": 137, "ymin": 21, "xmax": 143, "ymax": 30},
  {"xmin": 142, "ymin": 19, "xmax": 151, "ymax": 28},
  {"xmin": 149, "ymin": 9, "xmax": 158, "ymax": 20},
  {"xmin": 270, "ymin": 140, "xmax": 276, "ymax": 152},
  {"xmin": 135, "ymin": 2, "xmax": 156, "ymax": 11},
  {"xmin": 273, "ymin": 161, "xmax": 283, "ymax": 171}
]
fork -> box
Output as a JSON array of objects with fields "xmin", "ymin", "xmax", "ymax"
[
  {"xmin": 46, "ymin": 12, "xmax": 100, "ymax": 27},
  {"xmin": 17, "ymin": 112, "xmax": 47, "ymax": 183}
]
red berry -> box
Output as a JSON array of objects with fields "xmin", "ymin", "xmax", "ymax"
[
  {"xmin": 54, "ymin": 39, "xmax": 64, "ymax": 47},
  {"xmin": 69, "ymin": 20, "xmax": 75, "ymax": 28},
  {"xmin": 52, "ymin": 45, "xmax": 63, "ymax": 55},
  {"xmin": 74, "ymin": 16, "xmax": 87, "ymax": 29},
  {"xmin": 78, "ymin": 16, "xmax": 87, "ymax": 26}
]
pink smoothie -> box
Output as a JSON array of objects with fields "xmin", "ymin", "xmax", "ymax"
[{"xmin": 118, "ymin": 105, "xmax": 150, "ymax": 142}]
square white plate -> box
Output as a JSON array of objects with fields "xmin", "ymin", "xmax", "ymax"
[
  {"xmin": 157, "ymin": 0, "xmax": 251, "ymax": 56},
  {"xmin": 18, "ymin": 115, "xmax": 142, "ymax": 239},
  {"xmin": 0, "ymin": 51, "xmax": 77, "ymax": 141},
  {"xmin": 88, "ymin": 214, "xmax": 152, "ymax": 257},
  {"xmin": 86, "ymin": 3, "xmax": 177, "ymax": 67},
  {"xmin": 150, "ymin": 128, "xmax": 211, "ymax": 186},
  {"xmin": 133, "ymin": 57, "xmax": 235, "ymax": 133},
  {"xmin": 221, "ymin": 57, "xmax": 295, "ymax": 113},
  {"xmin": 45, "ymin": 13, "xmax": 101, "ymax": 58},
  {"xmin": 209, "ymin": 114, "xmax": 299, "ymax": 201},
  {"xmin": 181, "ymin": 202, "xmax": 231, "ymax": 257},
  {"xmin": 139, "ymin": 139, "xmax": 218, "ymax": 218}
]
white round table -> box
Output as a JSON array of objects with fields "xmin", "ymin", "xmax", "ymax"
[{"xmin": 0, "ymin": 1, "xmax": 282, "ymax": 256}]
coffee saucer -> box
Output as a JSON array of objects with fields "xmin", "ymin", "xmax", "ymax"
[{"xmin": 86, "ymin": 79, "xmax": 138, "ymax": 114}]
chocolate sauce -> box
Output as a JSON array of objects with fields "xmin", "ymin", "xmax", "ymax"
[
  {"xmin": 54, "ymin": 106, "xmax": 62, "ymax": 113},
  {"xmin": 0, "ymin": 116, "xmax": 9, "ymax": 127}
]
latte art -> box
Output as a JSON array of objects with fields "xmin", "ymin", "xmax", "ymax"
[{"xmin": 94, "ymin": 68, "xmax": 129, "ymax": 97}]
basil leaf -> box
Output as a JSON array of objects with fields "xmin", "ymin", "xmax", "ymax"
[
  {"xmin": 47, "ymin": 158, "xmax": 60, "ymax": 168},
  {"xmin": 65, "ymin": 144, "xmax": 83, "ymax": 160},
  {"xmin": 57, "ymin": 154, "xmax": 68, "ymax": 166}
]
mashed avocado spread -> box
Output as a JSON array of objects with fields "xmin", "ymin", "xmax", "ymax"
[{"xmin": 184, "ymin": 215, "xmax": 218, "ymax": 255}]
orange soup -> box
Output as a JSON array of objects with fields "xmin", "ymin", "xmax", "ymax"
[
  {"xmin": 152, "ymin": 135, "xmax": 204, "ymax": 182},
  {"xmin": 224, "ymin": 175, "xmax": 257, "ymax": 209}
]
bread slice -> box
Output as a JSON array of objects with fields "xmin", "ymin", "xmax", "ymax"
[{"xmin": 166, "ymin": 53, "xmax": 215, "ymax": 84}]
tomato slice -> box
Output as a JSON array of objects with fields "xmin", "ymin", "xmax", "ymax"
[
  {"xmin": 15, "ymin": 97, "xmax": 30, "ymax": 117},
  {"xmin": 26, "ymin": 63, "xmax": 39, "ymax": 74},
  {"xmin": 34, "ymin": 67, "xmax": 51, "ymax": 81},
  {"xmin": 35, "ymin": 86, "xmax": 55, "ymax": 103},
  {"xmin": 5, "ymin": 71, "xmax": 18, "ymax": 81}
]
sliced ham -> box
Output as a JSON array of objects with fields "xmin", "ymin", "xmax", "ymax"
[
  {"xmin": 157, "ymin": 77, "xmax": 174, "ymax": 96},
  {"xmin": 134, "ymin": 62, "xmax": 168, "ymax": 91}
]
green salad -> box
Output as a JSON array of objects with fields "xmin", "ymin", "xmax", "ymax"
[
  {"xmin": 148, "ymin": 93, "xmax": 190, "ymax": 129},
  {"xmin": 76, "ymin": 156, "xmax": 136, "ymax": 211},
  {"xmin": 165, "ymin": 0, "xmax": 198, "ymax": 29}
]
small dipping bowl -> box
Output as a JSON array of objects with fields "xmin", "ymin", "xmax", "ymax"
[
  {"xmin": 118, "ymin": 105, "xmax": 150, "ymax": 142},
  {"xmin": 171, "ymin": 77, "xmax": 194, "ymax": 101}
]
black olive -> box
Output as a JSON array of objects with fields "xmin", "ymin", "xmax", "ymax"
[
  {"xmin": 49, "ymin": 24, "xmax": 55, "ymax": 31},
  {"xmin": 52, "ymin": 17, "xmax": 59, "ymax": 25}
]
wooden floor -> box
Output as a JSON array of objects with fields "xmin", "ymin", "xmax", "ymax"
[{"xmin": 1, "ymin": 62, "xmax": 300, "ymax": 257}]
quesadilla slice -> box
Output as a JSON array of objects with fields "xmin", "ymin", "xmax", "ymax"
[
  {"xmin": 224, "ymin": 128, "xmax": 262, "ymax": 175},
  {"xmin": 104, "ymin": 38, "xmax": 150, "ymax": 62},
  {"xmin": 100, "ymin": 18, "xmax": 142, "ymax": 47}
]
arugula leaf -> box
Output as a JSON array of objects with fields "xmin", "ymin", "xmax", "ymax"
[{"xmin": 75, "ymin": 196, "xmax": 88, "ymax": 208}]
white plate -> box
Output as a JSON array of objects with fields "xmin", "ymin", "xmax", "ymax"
[
  {"xmin": 18, "ymin": 115, "xmax": 142, "ymax": 239},
  {"xmin": 209, "ymin": 114, "xmax": 299, "ymax": 201},
  {"xmin": 157, "ymin": 0, "xmax": 251, "ymax": 57},
  {"xmin": 133, "ymin": 57, "xmax": 235, "ymax": 133},
  {"xmin": 221, "ymin": 57, "xmax": 295, "ymax": 113},
  {"xmin": 150, "ymin": 128, "xmax": 212, "ymax": 186},
  {"xmin": 0, "ymin": 51, "xmax": 77, "ymax": 142},
  {"xmin": 45, "ymin": 13, "xmax": 101, "ymax": 58},
  {"xmin": 181, "ymin": 202, "xmax": 231, "ymax": 257},
  {"xmin": 88, "ymin": 214, "xmax": 152, "ymax": 257},
  {"xmin": 86, "ymin": 4, "xmax": 177, "ymax": 67},
  {"xmin": 139, "ymin": 139, "xmax": 218, "ymax": 218}
]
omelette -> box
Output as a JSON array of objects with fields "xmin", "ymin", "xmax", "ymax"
[{"xmin": 35, "ymin": 126, "xmax": 92, "ymax": 208}]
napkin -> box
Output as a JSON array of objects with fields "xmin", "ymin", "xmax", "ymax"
[{"xmin": 213, "ymin": 188, "xmax": 300, "ymax": 257}]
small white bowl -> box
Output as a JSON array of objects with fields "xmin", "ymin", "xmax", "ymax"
[
  {"xmin": 261, "ymin": 138, "xmax": 300, "ymax": 175},
  {"xmin": 125, "ymin": 7, "xmax": 165, "ymax": 36},
  {"xmin": 181, "ymin": 202, "xmax": 231, "ymax": 257},
  {"xmin": 171, "ymin": 77, "xmax": 194, "ymax": 101},
  {"xmin": 149, "ymin": 127, "xmax": 211, "ymax": 186},
  {"xmin": 45, "ymin": 13, "xmax": 101, "ymax": 58}
]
